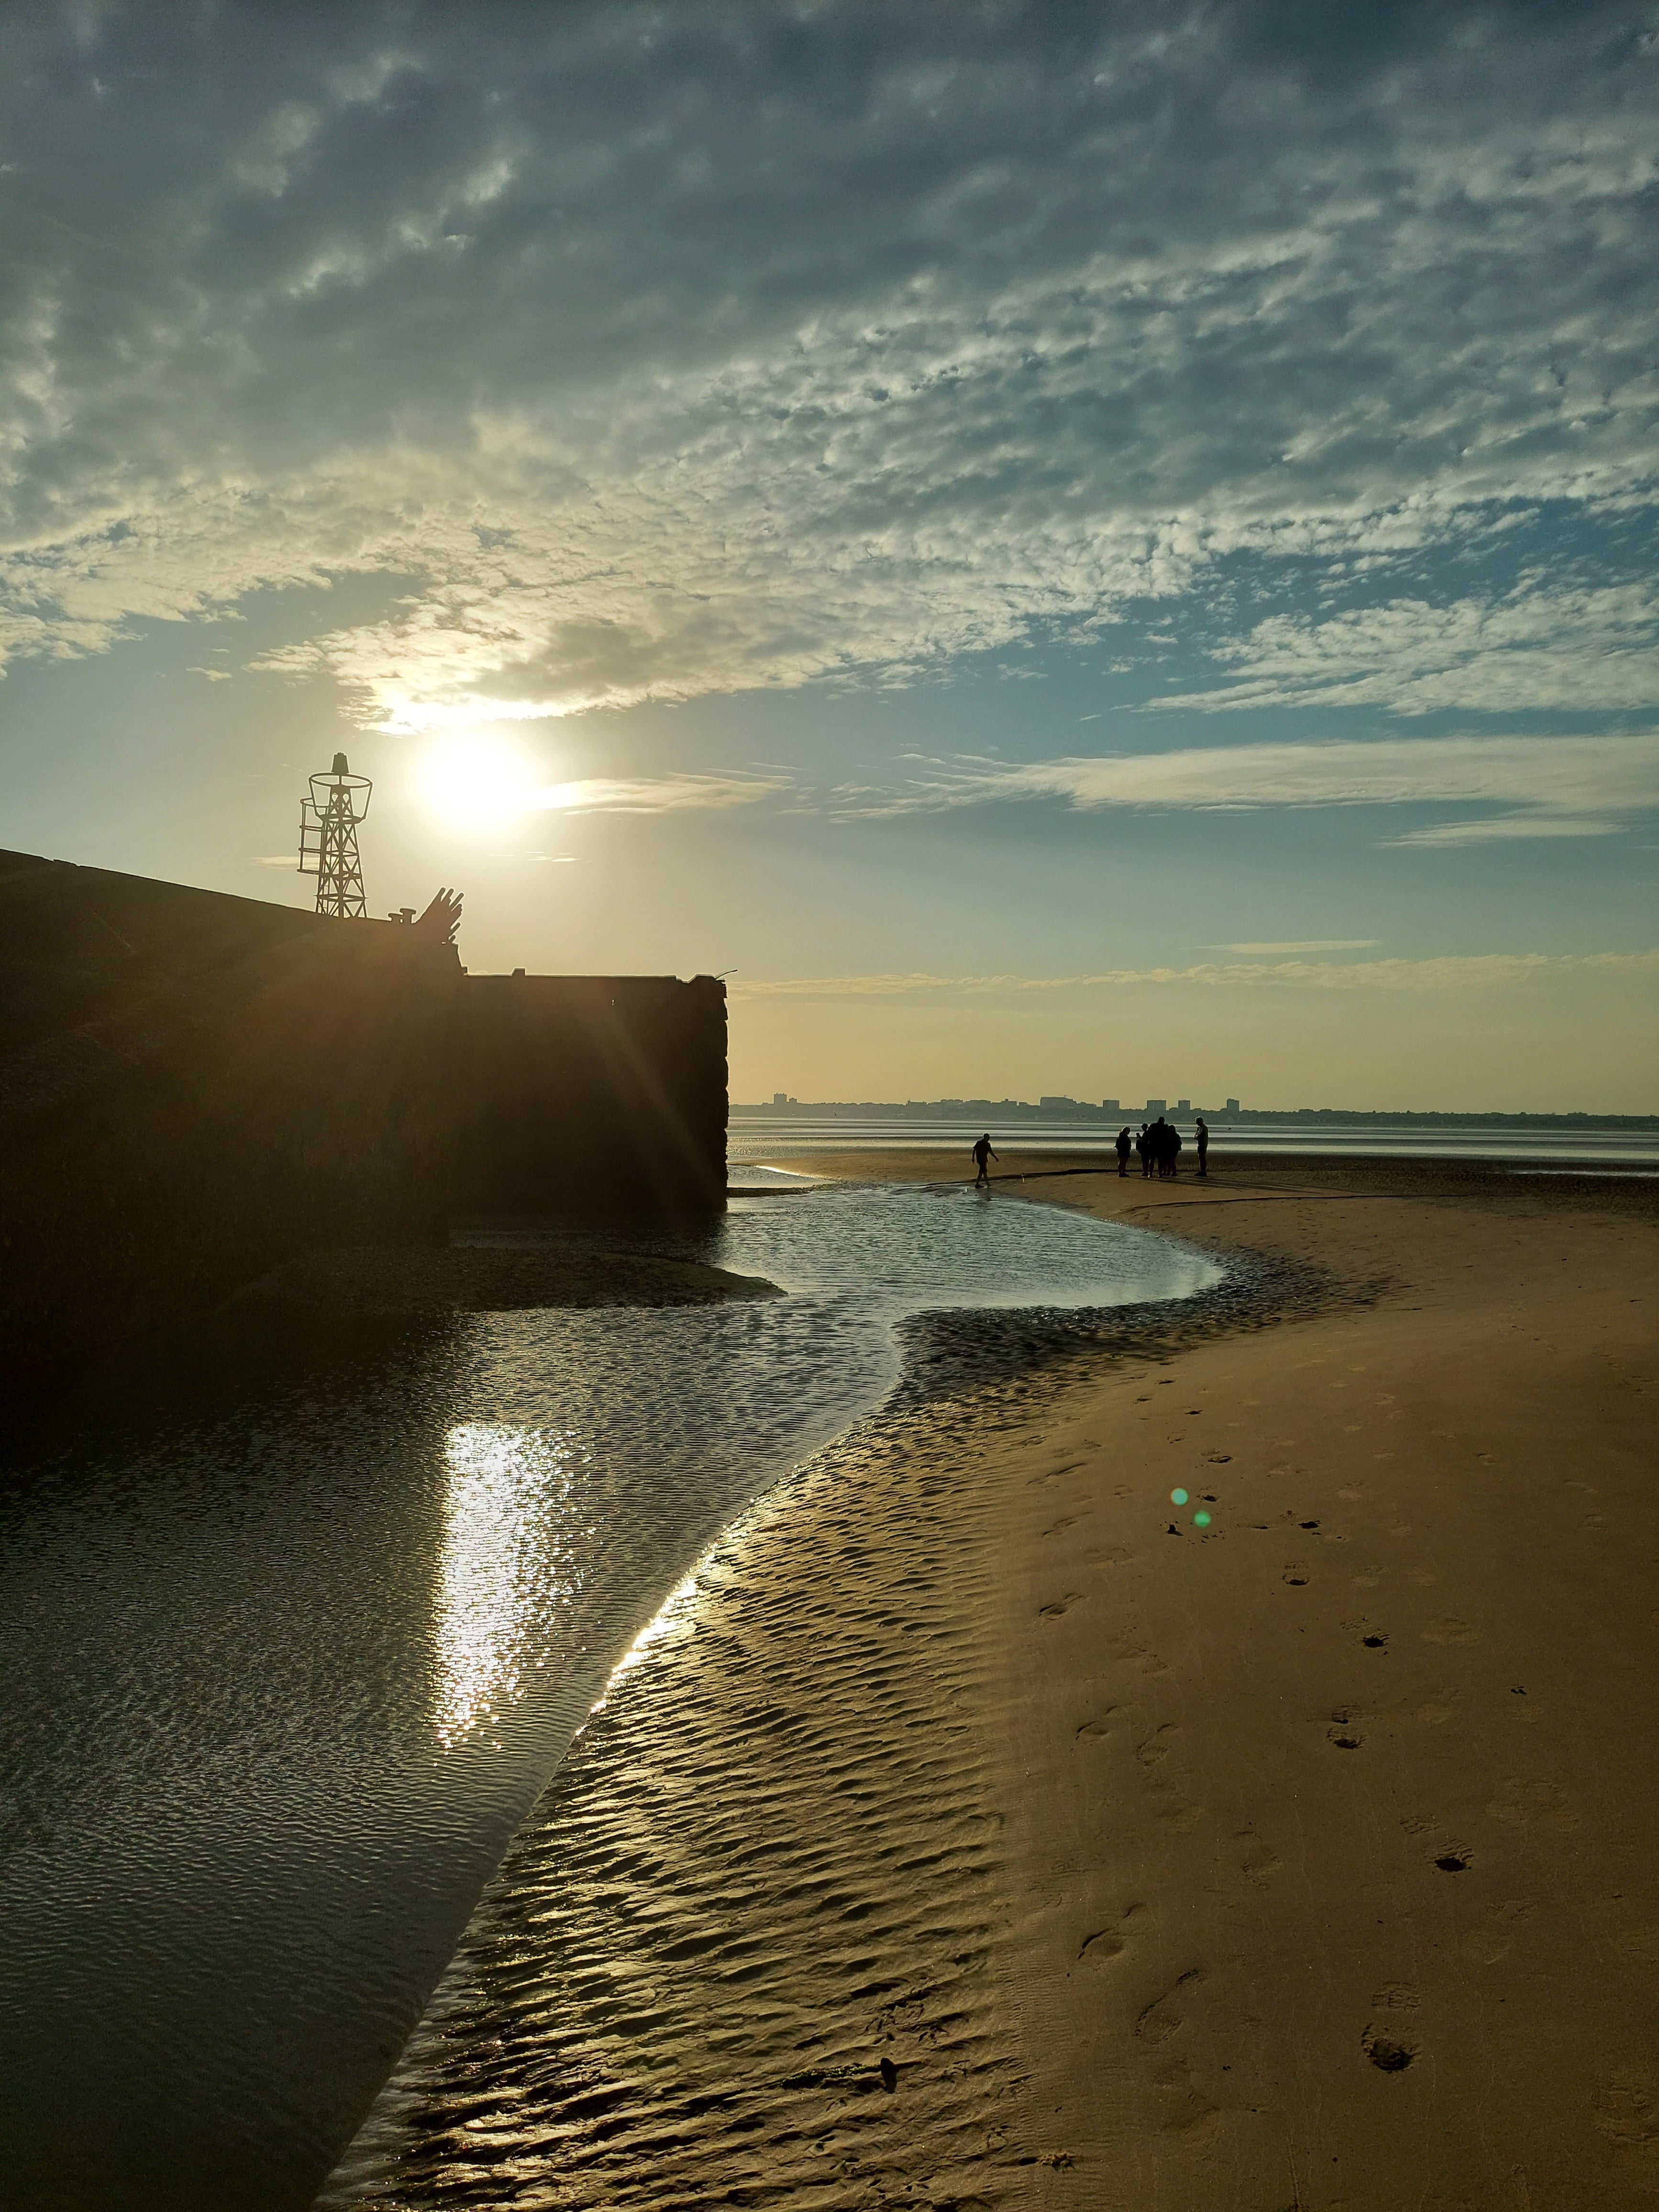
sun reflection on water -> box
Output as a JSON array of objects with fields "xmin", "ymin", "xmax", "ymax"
[{"xmin": 434, "ymin": 1424, "xmax": 590, "ymax": 1750}]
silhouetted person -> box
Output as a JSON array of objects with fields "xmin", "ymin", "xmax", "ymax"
[
  {"xmin": 1164, "ymin": 1119, "xmax": 1183, "ymax": 1177},
  {"xmin": 1116, "ymin": 1125, "xmax": 1132, "ymax": 1176},
  {"xmin": 972, "ymin": 1133, "xmax": 998, "ymax": 1186},
  {"xmin": 1195, "ymin": 1115, "xmax": 1209, "ymax": 1177}
]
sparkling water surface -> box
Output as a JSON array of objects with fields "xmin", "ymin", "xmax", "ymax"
[{"xmin": 0, "ymin": 1183, "xmax": 1218, "ymax": 2212}]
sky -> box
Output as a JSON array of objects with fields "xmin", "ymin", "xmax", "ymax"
[{"xmin": 1, "ymin": 0, "xmax": 1657, "ymax": 1110}]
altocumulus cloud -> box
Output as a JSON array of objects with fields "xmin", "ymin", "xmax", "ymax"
[{"xmin": 1, "ymin": 1, "xmax": 1658, "ymax": 723}]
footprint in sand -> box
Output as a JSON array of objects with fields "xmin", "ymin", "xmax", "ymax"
[
  {"xmin": 1371, "ymin": 1982, "xmax": 1421, "ymax": 2013},
  {"xmin": 1079, "ymin": 1905, "xmax": 1144, "ymax": 1967},
  {"xmin": 1486, "ymin": 1778, "xmax": 1582, "ymax": 1833},
  {"xmin": 1283, "ymin": 1566, "xmax": 1309, "ymax": 1586},
  {"xmin": 1421, "ymin": 1616, "xmax": 1482, "ymax": 1645},
  {"xmin": 1362, "ymin": 2024, "xmax": 1417, "ymax": 2073},
  {"xmin": 1075, "ymin": 1708, "xmax": 1120, "ymax": 1742},
  {"xmin": 1135, "ymin": 1968, "xmax": 1205, "ymax": 2045},
  {"xmin": 1039, "ymin": 1592, "xmax": 1086, "ymax": 1619},
  {"xmin": 1236, "ymin": 1828, "xmax": 1281, "ymax": 1881},
  {"xmin": 1137, "ymin": 1723, "xmax": 1178, "ymax": 1768}
]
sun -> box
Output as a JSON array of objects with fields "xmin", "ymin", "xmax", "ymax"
[{"xmin": 418, "ymin": 732, "xmax": 538, "ymax": 831}]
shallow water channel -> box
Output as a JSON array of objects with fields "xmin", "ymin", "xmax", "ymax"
[{"xmin": 0, "ymin": 1182, "xmax": 1219, "ymax": 2211}]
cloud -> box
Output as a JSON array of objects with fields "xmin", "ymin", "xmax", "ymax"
[
  {"xmin": 1156, "ymin": 584, "xmax": 1659, "ymax": 717},
  {"xmin": 1385, "ymin": 815, "xmax": 1626, "ymax": 848},
  {"xmin": 0, "ymin": 3, "xmax": 1657, "ymax": 721},
  {"xmin": 846, "ymin": 732, "xmax": 1659, "ymax": 839},
  {"xmin": 527, "ymin": 773, "xmax": 781, "ymax": 814},
  {"xmin": 730, "ymin": 951, "xmax": 1659, "ymax": 999}
]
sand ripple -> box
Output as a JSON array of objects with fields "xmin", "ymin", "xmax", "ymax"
[{"xmin": 321, "ymin": 1400, "xmax": 1040, "ymax": 2210}]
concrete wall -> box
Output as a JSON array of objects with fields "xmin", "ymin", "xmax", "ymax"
[
  {"xmin": 0, "ymin": 851, "xmax": 728, "ymax": 1399},
  {"xmin": 456, "ymin": 973, "xmax": 728, "ymax": 1218}
]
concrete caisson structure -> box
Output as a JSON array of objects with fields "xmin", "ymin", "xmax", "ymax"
[
  {"xmin": 0, "ymin": 849, "xmax": 728, "ymax": 1397},
  {"xmin": 455, "ymin": 971, "xmax": 727, "ymax": 1220}
]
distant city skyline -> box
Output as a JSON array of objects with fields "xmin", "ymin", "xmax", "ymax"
[
  {"xmin": 2, "ymin": 4, "xmax": 1656, "ymax": 1109},
  {"xmin": 739, "ymin": 1095, "xmax": 1653, "ymax": 1122}
]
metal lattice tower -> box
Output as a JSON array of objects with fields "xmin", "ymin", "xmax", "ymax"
[{"xmin": 298, "ymin": 752, "xmax": 372, "ymax": 918}]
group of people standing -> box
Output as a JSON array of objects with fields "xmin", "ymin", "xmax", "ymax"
[
  {"xmin": 1116, "ymin": 1114, "xmax": 1208, "ymax": 1179},
  {"xmin": 971, "ymin": 1116, "xmax": 1211, "ymax": 1187}
]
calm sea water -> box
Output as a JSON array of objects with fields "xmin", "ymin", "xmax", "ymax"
[
  {"xmin": 730, "ymin": 1112, "xmax": 1659, "ymax": 1166},
  {"xmin": 0, "ymin": 1183, "xmax": 1218, "ymax": 2212}
]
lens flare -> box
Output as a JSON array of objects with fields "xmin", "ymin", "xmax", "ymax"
[
  {"xmin": 1170, "ymin": 1487, "xmax": 1188, "ymax": 1505},
  {"xmin": 1193, "ymin": 1509, "xmax": 1212, "ymax": 1527}
]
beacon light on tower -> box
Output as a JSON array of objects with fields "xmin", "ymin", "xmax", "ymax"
[{"xmin": 298, "ymin": 751, "xmax": 372, "ymax": 918}]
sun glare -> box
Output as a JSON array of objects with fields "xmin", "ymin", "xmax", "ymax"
[{"xmin": 419, "ymin": 733, "xmax": 538, "ymax": 831}]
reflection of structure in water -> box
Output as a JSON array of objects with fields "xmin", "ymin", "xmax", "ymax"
[{"xmin": 0, "ymin": 848, "xmax": 727, "ymax": 1400}]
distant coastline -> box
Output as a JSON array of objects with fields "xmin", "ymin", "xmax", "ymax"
[{"xmin": 735, "ymin": 1100, "xmax": 1659, "ymax": 1129}]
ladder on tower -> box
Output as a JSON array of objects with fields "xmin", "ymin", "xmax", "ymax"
[{"xmin": 298, "ymin": 752, "xmax": 372, "ymax": 918}]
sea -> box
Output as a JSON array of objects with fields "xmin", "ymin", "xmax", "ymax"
[{"xmin": 730, "ymin": 1109, "xmax": 1659, "ymax": 1169}]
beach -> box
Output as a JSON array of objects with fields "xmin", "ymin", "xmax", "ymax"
[{"xmin": 324, "ymin": 1154, "xmax": 1659, "ymax": 2210}]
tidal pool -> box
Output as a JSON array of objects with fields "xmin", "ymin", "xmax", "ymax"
[{"xmin": 0, "ymin": 1183, "xmax": 1219, "ymax": 2211}]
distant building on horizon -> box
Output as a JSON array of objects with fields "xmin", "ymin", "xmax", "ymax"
[
  {"xmin": 1101, "ymin": 1097, "xmax": 1119, "ymax": 1114},
  {"xmin": 1039, "ymin": 1094, "xmax": 1077, "ymax": 1110},
  {"xmin": 1145, "ymin": 1097, "xmax": 1166, "ymax": 1114},
  {"xmin": 1176, "ymin": 1097, "xmax": 1191, "ymax": 1113},
  {"xmin": 1226, "ymin": 1096, "xmax": 1241, "ymax": 1113}
]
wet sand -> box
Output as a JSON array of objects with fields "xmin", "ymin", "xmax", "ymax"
[{"xmin": 326, "ymin": 1153, "xmax": 1659, "ymax": 2210}]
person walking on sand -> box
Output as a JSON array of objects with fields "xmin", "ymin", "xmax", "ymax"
[
  {"xmin": 972, "ymin": 1132, "xmax": 998, "ymax": 1186},
  {"xmin": 1195, "ymin": 1114, "xmax": 1209, "ymax": 1178},
  {"xmin": 1116, "ymin": 1124, "xmax": 1132, "ymax": 1177}
]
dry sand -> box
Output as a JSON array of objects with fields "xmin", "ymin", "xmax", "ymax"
[{"xmin": 324, "ymin": 1154, "xmax": 1659, "ymax": 2211}]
